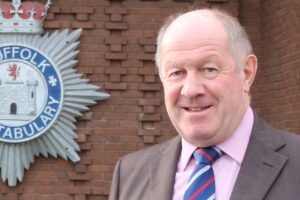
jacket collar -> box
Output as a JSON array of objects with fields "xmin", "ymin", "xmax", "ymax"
[
  {"xmin": 149, "ymin": 136, "xmax": 181, "ymax": 200},
  {"xmin": 230, "ymin": 113, "xmax": 287, "ymax": 200}
]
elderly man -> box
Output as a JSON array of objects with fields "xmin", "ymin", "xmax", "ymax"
[{"xmin": 109, "ymin": 8, "xmax": 300, "ymax": 200}]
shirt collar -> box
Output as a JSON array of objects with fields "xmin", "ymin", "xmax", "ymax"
[
  {"xmin": 217, "ymin": 107, "xmax": 254, "ymax": 164},
  {"xmin": 178, "ymin": 138, "xmax": 196, "ymax": 171},
  {"xmin": 179, "ymin": 106, "xmax": 254, "ymax": 170}
]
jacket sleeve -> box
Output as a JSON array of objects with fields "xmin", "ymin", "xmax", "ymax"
[{"xmin": 109, "ymin": 158, "xmax": 121, "ymax": 200}]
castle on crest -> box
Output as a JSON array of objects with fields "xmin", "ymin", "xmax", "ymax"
[{"xmin": 0, "ymin": 73, "xmax": 38, "ymax": 121}]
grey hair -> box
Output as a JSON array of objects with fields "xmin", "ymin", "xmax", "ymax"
[{"xmin": 155, "ymin": 8, "xmax": 253, "ymax": 74}]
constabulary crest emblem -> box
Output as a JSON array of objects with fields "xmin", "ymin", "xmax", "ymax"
[{"xmin": 0, "ymin": 0, "xmax": 109, "ymax": 186}]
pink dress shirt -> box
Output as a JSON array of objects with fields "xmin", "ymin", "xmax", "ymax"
[{"xmin": 172, "ymin": 107, "xmax": 254, "ymax": 200}]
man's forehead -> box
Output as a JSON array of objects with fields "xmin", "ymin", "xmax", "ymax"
[{"xmin": 162, "ymin": 10, "xmax": 228, "ymax": 46}]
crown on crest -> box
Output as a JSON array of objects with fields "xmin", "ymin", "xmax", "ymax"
[{"xmin": 0, "ymin": 0, "xmax": 51, "ymax": 34}]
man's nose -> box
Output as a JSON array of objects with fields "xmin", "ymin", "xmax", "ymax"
[{"xmin": 181, "ymin": 72, "xmax": 205, "ymax": 98}]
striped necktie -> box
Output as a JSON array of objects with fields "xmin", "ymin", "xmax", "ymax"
[{"xmin": 184, "ymin": 147, "xmax": 222, "ymax": 200}]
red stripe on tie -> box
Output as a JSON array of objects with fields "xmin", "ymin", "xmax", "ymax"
[
  {"xmin": 195, "ymin": 149, "xmax": 214, "ymax": 163},
  {"xmin": 189, "ymin": 177, "xmax": 215, "ymax": 200}
]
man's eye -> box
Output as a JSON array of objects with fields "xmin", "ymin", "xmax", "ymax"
[
  {"xmin": 169, "ymin": 70, "xmax": 185, "ymax": 77},
  {"xmin": 203, "ymin": 67, "xmax": 217, "ymax": 73},
  {"xmin": 201, "ymin": 67, "xmax": 219, "ymax": 79}
]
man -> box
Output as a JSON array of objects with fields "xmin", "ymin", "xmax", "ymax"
[{"xmin": 109, "ymin": 8, "xmax": 300, "ymax": 200}]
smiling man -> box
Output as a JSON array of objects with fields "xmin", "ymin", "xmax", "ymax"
[
  {"xmin": 109, "ymin": 8, "xmax": 300, "ymax": 200},
  {"xmin": 158, "ymin": 10, "xmax": 256, "ymax": 149}
]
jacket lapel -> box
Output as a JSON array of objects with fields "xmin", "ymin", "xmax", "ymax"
[
  {"xmin": 230, "ymin": 115, "xmax": 288, "ymax": 200},
  {"xmin": 149, "ymin": 136, "xmax": 181, "ymax": 200}
]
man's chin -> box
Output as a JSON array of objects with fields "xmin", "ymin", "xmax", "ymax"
[{"xmin": 184, "ymin": 133, "xmax": 218, "ymax": 147}]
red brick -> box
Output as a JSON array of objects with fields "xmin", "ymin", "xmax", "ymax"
[
  {"xmin": 79, "ymin": 112, "xmax": 93, "ymax": 121},
  {"xmin": 45, "ymin": 13, "xmax": 55, "ymax": 20},
  {"xmin": 68, "ymin": 187, "xmax": 91, "ymax": 195},
  {"xmin": 76, "ymin": 13, "xmax": 89, "ymax": 21},
  {"xmin": 138, "ymin": 129, "xmax": 160, "ymax": 136},
  {"xmin": 139, "ymin": 38, "xmax": 156, "ymax": 45},
  {"xmin": 74, "ymin": 195, "xmax": 86, "ymax": 200},
  {"xmin": 105, "ymin": 68, "xmax": 127, "ymax": 75},
  {"xmin": 122, "ymin": 75, "xmax": 143, "ymax": 83},
  {"xmin": 105, "ymin": 37, "xmax": 128, "ymax": 45},
  {"xmin": 138, "ymin": 99, "xmax": 161, "ymax": 106},
  {"xmin": 139, "ymin": 67, "xmax": 157, "ymax": 75},
  {"xmin": 144, "ymin": 45, "xmax": 156, "ymax": 53},
  {"xmin": 44, "ymin": 21, "xmax": 60, "ymax": 29},
  {"xmin": 110, "ymin": 74, "xmax": 122, "ymax": 82},
  {"xmin": 105, "ymin": 83, "xmax": 127, "ymax": 90},
  {"xmin": 105, "ymin": 22, "xmax": 128, "ymax": 30},
  {"xmin": 111, "ymin": 14, "xmax": 123, "ymax": 22},
  {"xmin": 139, "ymin": 113, "xmax": 161, "ymax": 121},
  {"xmin": 138, "ymin": 83, "xmax": 161, "ymax": 91},
  {"xmin": 110, "ymin": 44, "xmax": 122, "ymax": 52},
  {"xmin": 206, "ymin": 0, "xmax": 229, "ymax": 2},
  {"xmin": 77, "ymin": 134, "xmax": 87, "ymax": 143},
  {"xmin": 143, "ymin": 105, "xmax": 156, "ymax": 113},
  {"xmin": 138, "ymin": 53, "xmax": 155, "ymax": 61},
  {"xmin": 105, "ymin": 7, "xmax": 127, "ymax": 15},
  {"xmin": 144, "ymin": 75, "xmax": 156, "ymax": 82},
  {"xmin": 105, "ymin": 53, "xmax": 127, "ymax": 60},
  {"xmin": 143, "ymin": 30, "xmax": 156, "ymax": 38},
  {"xmin": 49, "ymin": 6, "xmax": 60, "ymax": 13},
  {"xmin": 72, "ymin": 21, "xmax": 95, "ymax": 29},
  {"xmin": 59, "ymin": 7, "xmax": 72, "ymax": 13},
  {"xmin": 75, "ymin": 165, "xmax": 87, "ymax": 173},
  {"xmin": 78, "ymin": 158, "xmax": 92, "ymax": 165},
  {"xmin": 68, "ymin": 172, "xmax": 90, "ymax": 181},
  {"xmin": 80, "ymin": 143, "xmax": 92, "ymax": 151},
  {"xmin": 71, "ymin": 7, "xmax": 94, "ymax": 14}
]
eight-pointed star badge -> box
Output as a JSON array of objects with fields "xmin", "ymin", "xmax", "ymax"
[{"xmin": 0, "ymin": 0, "xmax": 110, "ymax": 186}]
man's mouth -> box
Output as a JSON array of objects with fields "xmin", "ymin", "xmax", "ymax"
[{"xmin": 184, "ymin": 105, "xmax": 212, "ymax": 112}]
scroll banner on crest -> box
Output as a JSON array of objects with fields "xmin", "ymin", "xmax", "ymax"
[{"xmin": 0, "ymin": 0, "xmax": 110, "ymax": 186}]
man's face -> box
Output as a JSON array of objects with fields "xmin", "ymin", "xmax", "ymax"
[{"xmin": 160, "ymin": 11, "xmax": 252, "ymax": 147}]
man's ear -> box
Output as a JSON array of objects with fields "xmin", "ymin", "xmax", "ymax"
[{"xmin": 242, "ymin": 54, "xmax": 257, "ymax": 93}]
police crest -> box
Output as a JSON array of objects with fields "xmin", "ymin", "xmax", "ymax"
[{"xmin": 0, "ymin": 0, "xmax": 109, "ymax": 186}]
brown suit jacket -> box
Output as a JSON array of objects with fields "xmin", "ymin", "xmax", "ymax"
[{"xmin": 109, "ymin": 114, "xmax": 300, "ymax": 200}]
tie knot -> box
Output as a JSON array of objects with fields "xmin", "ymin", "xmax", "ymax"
[{"xmin": 193, "ymin": 147, "xmax": 222, "ymax": 165}]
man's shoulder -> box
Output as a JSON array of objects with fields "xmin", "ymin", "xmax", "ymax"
[
  {"xmin": 255, "ymin": 116, "xmax": 300, "ymax": 154},
  {"xmin": 120, "ymin": 136, "xmax": 180, "ymax": 163},
  {"xmin": 120, "ymin": 136, "xmax": 180, "ymax": 165},
  {"xmin": 262, "ymin": 119, "xmax": 300, "ymax": 147},
  {"xmin": 253, "ymin": 114, "xmax": 300, "ymax": 146},
  {"xmin": 276, "ymin": 129, "xmax": 300, "ymax": 152},
  {"xmin": 278, "ymin": 128, "xmax": 300, "ymax": 141}
]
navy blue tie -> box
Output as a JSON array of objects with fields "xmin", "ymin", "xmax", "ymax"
[{"xmin": 184, "ymin": 147, "xmax": 222, "ymax": 200}]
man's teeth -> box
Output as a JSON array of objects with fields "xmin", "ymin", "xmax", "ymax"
[
  {"xmin": 187, "ymin": 106, "xmax": 209, "ymax": 111},
  {"xmin": 190, "ymin": 107, "xmax": 203, "ymax": 111}
]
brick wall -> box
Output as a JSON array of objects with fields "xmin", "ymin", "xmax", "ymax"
[
  {"xmin": 1, "ymin": 0, "xmax": 299, "ymax": 199},
  {"xmin": 251, "ymin": 0, "xmax": 300, "ymax": 134}
]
